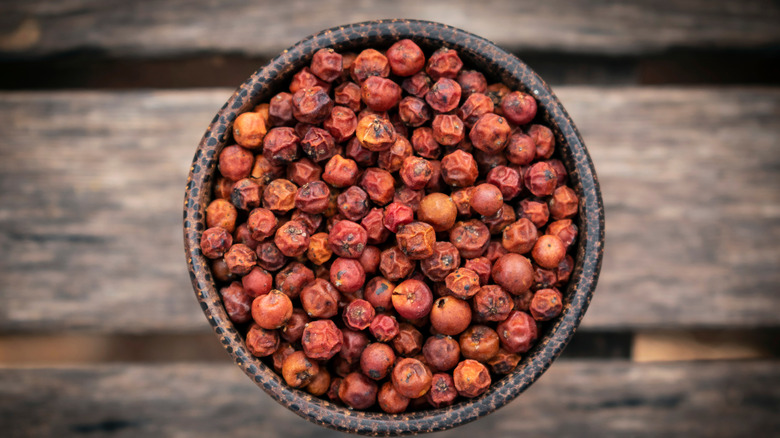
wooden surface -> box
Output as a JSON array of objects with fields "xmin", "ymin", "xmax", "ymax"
[
  {"xmin": 0, "ymin": 360, "xmax": 777, "ymax": 437},
  {"xmin": 1, "ymin": 0, "xmax": 779, "ymax": 58},
  {"xmin": 1, "ymin": 87, "xmax": 778, "ymax": 333}
]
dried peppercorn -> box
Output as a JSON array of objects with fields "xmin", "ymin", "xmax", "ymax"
[
  {"xmin": 328, "ymin": 220, "xmax": 367, "ymax": 258},
  {"xmin": 364, "ymin": 277, "xmax": 395, "ymax": 313},
  {"xmin": 470, "ymin": 113, "xmax": 511, "ymax": 154},
  {"xmin": 251, "ymin": 289, "xmax": 293, "ymax": 329},
  {"xmin": 472, "ymin": 285, "xmax": 514, "ymax": 322},
  {"xmin": 361, "ymin": 208, "xmax": 389, "ymax": 244},
  {"xmin": 346, "ymin": 137, "xmax": 377, "ymax": 168},
  {"xmin": 290, "ymin": 67, "xmax": 329, "ymax": 94},
  {"xmin": 398, "ymin": 96, "xmax": 432, "ymax": 127},
  {"xmin": 386, "ymin": 39, "xmax": 425, "ymax": 77},
  {"xmin": 275, "ymin": 262, "xmax": 314, "ymax": 299},
  {"xmin": 441, "ymin": 150, "xmax": 478, "ymax": 187},
  {"xmin": 306, "ymin": 232, "xmax": 332, "ymax": 265},
  {"xmin": 393, "ymin": 185, "xmax": 425, "ymax": 213},
  {"xmin": 470, "ymin": 183, "xmax": 504, "ymax": 217},
  {"xmin": 444, "ymin": 268, "xmax": 481, "ymax": 300},
  {"xmin": 399, "ymin": 156, "xmax": 433, "ymax": 190},
  {"xmin": 528, "ymin": 124, "xmax": 555, "ymax": 159},
  {"xmin": 556, "ymin": 255, "xmax": 574, "ymax": 287},
  {"xmin": 457, "ymin": 70, "xmax": 487, "ymax": 98},
  {"xmin": 272, "ymin": 342, "xmax": 296, "ymax": 373},
  {"xmin": 245, "ymin": 323, "xmax": 280, "ymax": 357},
  {"xmin": 242, "ymin": 266, "xmax": 273, "ymax": 297},
  {"xmin": 339, "ymin": 372, "xmax": 378, "ymax": 410},
  {"xmin": 425, "ymin": 78, "xmax": 462, "ymax": 113},
  {"xmin": 524, "ymin": 161, "xmax": 558, "ymax": 197},
  {"xmin": 302, "ymin": 319, "xmax": 343, "ymax": 360},
  {"xmin": 342, "ymin": 298, "xmax": 375, "ymax": 331},
  {"xmin": 431, "ymin": 114, "xmax": 465, "ymax": 146},
  {"xmin": 250, "ymin": 155, "xmax": 285, "ymax": 188},
  {"xmin": 532, "ymin": 234, "xmax": 566, "ymax": 269},
  {"xmin": 234, "ymin": 224, "xmax": 260, "ymax": 253},
  {"xmin": 486, "ymin": 83, "xmax": 510, "ymax": 113},
  {"xmin": 255, "ymin": 241, "xmax": 287, "ymax": 271},
  {"xmin": 201, "ymin": 227, "xmax": 233, "ymax": 259},
  {"xmin": 482, "ymin": 203, "xmax": 516, "ymax": 235},
  {"xmin": 233, "ymin": 111, "xmax": 267, "ymax": 150},
  {"xmin": 505, "ymin": 132, "xmax": 537, "ymax": 165},
  {"xmin": 292, "ymin": 87, "xmax": 333, "ymax": 125},
  {"xmin": 360, "ymin": 342, "xmax": 395, "ymax": 380},
  {"xmin": 416, "ymin": 194, "xmax": 456, "ymax": 232},
  {"xmin": 230, "ymin": 178, "xmax": 261, "ymax": 211},
  {"xmin": 351, "ymin": 48, "xmax": 390, "ymax": 83},
  {"xmin": 224, "ymin": 243, "xmax": 257, "ymax": 275},
  {"xmin": 206, "ymin": 199, "xmax": 238, "ymax": 233},
  {"xmin": 487, "ymin": 348, "xmax": 521, "ymax": 375},
  {"xmin": 449, "ymin": 219, "xmax": 491, "ymax": 258},
  {"xmin": 370, "ymin": 313, "xmax": 400, "ymax": 342},
  {"xmin": 426, "ymin": 48, "xmax": 463, "ymax": 80},
  {"xmin": 221, "ymin": 281, "xmax": 252, "ymax": 324},
  {"xmin": 497, "ymin": 310, "xmax": 538, "ymax": 354},
  {"xmin": 213, "ymin": 176, "xmax": 234, "ymax": 200},
  {"xmin": 306, "ymin": 367, "xmax": 332, "ymax": 397},
  {"xmin": 283, "ymin": 351, "xmax": 319, "ymax": 388},
  {"xmin": 517, "ymin": 199, "xmax": 550, "ymax": 229},
  {"xmin": 340, "ymin": 329, "xmax": 370, "ymax": 364},
  {"xmin": 335, "ymin": 186, "xmax": 370, "ymax": 222},
  {"xmin": 287, "ymin": 158, "xmax": 322, "ymax": 188},
  {"xmin": 420, "ymin": 241, "xmax": 460, "ymax": 283},
  {"xmin": 464, "ymin": 257, "xmax": 492, "ymax": 285},
  {"xmin": 378, "ymin": 381, "xmax": 410, "ymax": 414},
  {"xmin": 262, "ymin": 178, "xmax": 298, "ymax": 214},
  {"xmin": 274, "ymin": 220, "xmax": 310, "ymax": 257},
  {"xmin": 453, "ymin": 359, "xmax": 491, "ymax": 398},
  {"xmin": 492, "ymin": 253, "xmax": 534, "ymax": 295},
  {"xmin": 269, "ymin": 92, "xmax": 295, "ymax": 126},
  {"xmin": 501, "ymin": 91, "xmax": 537, "ymax": 126},
  {"xmin": 334, "ymin": 82, "xmax": 362, "ymax": 112},
  {"xmin": 322, "ymin": 155, "xmax": 359, "ymax": 188},
  {"xmin": 549, "ymin": 185, "xmax": 579, "ymax": 220},
  {"xmin": 295, "ymin": 180, "xmax": 330, "ymax": 215},
  {"xmin": 502, "ymin": 218, "xmax": 539, "ymax": 254},
  {"xmin": 450, "ymin": 188, "xmax": 473, "ymax": 217},
  {"xmin": 379, "ymin": 246, "xmax": 414, "ymax": 282},
  {"xmin": 410, "ymin": 127, "xmax": 441, "ymax": 159},
  {"xmin": 486, "ymin": 165, "xmax": 522, "ymax": 201},
  {"xmin": 392, "ymin": 279, "xmax": 433, "ymax": 320},
  {"xmin": 402, "ymin": 71, "xmax": 432, "ymax": 97},
  {"xmin": 459, "ymin": 325, "xmax": 500, "ymax": 362},
  {"xmin": 361, "ymin": 76, "xmax": 402, "ymax": 112},
  {"xmin": 280, "ymin": 308, "xmax": 309, "ymax": 343},
  {"xmin": 355, "ymin": 115, "xmax": 396, "ymax": 152},
  {"xmin": 430, "ymin": 296, "xmax": 472, "ymax": 336},
  {"xmin": 392, "ymin": 357, "xmax": 433, "ymax": 399},
  {"xmin": 311, "ymin": 48, "xmax": 343, "ymax": 82},
  {"xmin": 530, "ymin": 288, "xmax": 564, "ymax": 321},
  {"xmin": 396, "ymin": 221, "xmax": 436, "ymax": 260},
  {"xmin": 421, "ymin": 334, "xmax": 461, "ymax": 372},
  {"xmin": 485, "ymin": 241, "xmax": 509, "ymax": 263},
  {"xmin": 327, "ymin": 377, "xmax": 344, "ymax": 403},
  {"xmin": 300, "ymin": 278, "xmax": 339, "ymax": 318},
  {"xmin": 299, "ymin": 126, "xmax": 336, "ymax": 163},
  {"xmin": 263, "ymin": 127, "xmax": 301, "ymax": 164},
  {"xmin": 427, "ymin": 373, "xmax": 458, "ymax": 408},
  {"xmin": 392, "ymin": 323, "xmax": 424, "ymax": 357},
  {"xmin": 218, "ymin": 145, "xmax": 254, "ymax": 181},
  {"xmin": 459, "ymin": 93, "xmax": 494, "ymax": 128},
  {"xmin": 359, "ymin": 245, "xmax": 381, "ymax": 275}
]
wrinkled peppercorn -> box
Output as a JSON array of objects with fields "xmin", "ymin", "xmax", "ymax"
[
  {"xmin": 547, "ymin": 219, "xmax": 578, "ymax": 250},
  {"xmin": 426, "ymin": 48, "xmax": 463, "ymax": 80},
  {"xmin": 245, "ymin": 323, "xmax": 280, "ymax": 357},
  {"xmin": 342, "ymin": 298, "xmax": 375, "ymax": 331},
  {"xmin": 206, "ymin": 199, "xmax": 238, "ymax": 233},
  {"xmin": 530, "ymin": 288, "xmax": 564, "ymax": 321},
  {"xmin": 487, "ymin": 348, "xmax": 521, "ymax": 375},
  {"xmin": 274, "ymin": 220, "xmax": 310, "ymax": 257},
  {"xmin": 340, "ymin": 329, "xmax": 370, "ymax": 364},
  {"xmin": 501, "ymin": 91, "xmax": 537, "ymax": 126},
  {"xmin": 378, "ymin": 381, "xmax": 410, "ymax": 414},
  {"xmin": 221, "ymin": 281, "xmax": 252, "ymax": 324},
  {"xmin": 300, "ymin": 278, "xmax": 339, "ymax": 318},
  {"xmin": 472, "ymin": 285, "xmax": 514, "ymax": 322},
  {"xmin": 449, "ymin": 220, "xmax": 491, "ymax": 258},
  {"xmin": 302, "ymin": 319, "xmax": 343, "ymax": 360},
  {"xmin": 201, "ymin": 227, "xmax": 233, "ymax": 259},
  {"xmin": 396, "ymin": 221, "xmax": 436, "ymax": 260},
  {"xmin": 310, "ymin": 48, "xmax": 343, "ymax": 82},
  {"xmin": 459, "ymin": 325, "xmax": 500, "ymax": 362},
  {"xmin": 517, "ymin": 199, "xmax": 550, "ymax": 229},
  {"xmin": 356, "ymin": 115, "xmax": 396, "ymax": 152},
  {"xmin": 262, "ymin": 179, "xmax": 298, "ymax": 214},
  {"xmin": 306, "ymin": 232, "xmax": 332, "ymax": 265},
  {"xmin": 378, "ymin": 135, "xmax": 413, "ymax": 172},
  {"xmin": 323, "ymin": 154, "xmax": 359, "ymax": 188},
  {"xmin": 398, "ymin": 96, "xmax": 432, "ymax": 127},
  {"xmin": 503, "ymin": 218, "xmax": 539, "ymax": 254},
  {"xmin": 392, "ymin": 357, "xmax": 433, "ymax": 399},
  {"xmin": 362, "ymin": 76, "xmax": 402, "ymax": 112},
  {"xmin": 392, "ymin": 323, "xmax": 424, "ymax": 357},
  {"xmin": 464, "ymin": 257, "xmax": 492, "ymax": 285},
  {"xmin": 470, "ymin": 114, "xmax": 511, "ymax": 154},
  {"xmin": 360, "ymin": 342, "xmax": 395, "ymax": 380},
  {"xmin": 549, "ymin": 185, "xmax": 579, "ymax": 220},
  {"xmin": 337, "ymin": 186, "xmax": 371, "ymax": 221},
  {"xmin": 379, "ymin": 246, "xmax": 414, "ymax": 282},
  {"xmin": 425, "ymin": 78, "xmax": 462, "ymax": 113},
  {"xmin": 431, "ymin": 114, "xmax": 465, "ymax": 146},
  {"xmin": 420, "ymin": 241, "xmax": 460, "ymax": 282},
  {"xmin": 441, "ymin": 150, "xmax": 478, "ymax": 187},
  {"xmin": 528, "ymin": 124, "xmax": 555, "ymax": 159},
  {"xmin": 255, "ymin": 241, "xmax": 287, "ymax": 271},
  {"xmin": 252, "ymin": 289, "xmax": 293, "ymax": 329},
  {"xmin": 328, "ymin": 220, "xmax": 367, "ymax": 258},
  {"xmin": 386, "ymin": 39, "xmax": 425, "ymax": 77},
  {"xmin": 370, "ymin": 313, "xmax": 400, "ymax": 342},
  {"xmin": 340, "ymin": 371, "xmax": 378, "ymax": 410},
  {"xmin": 283, "ymin": 351, "xmax": 319, "ymax": 388},
  {"xmin": 225, "ymin": 243, "xmax": 257, "ymax": 275},
  {"xmin": 281, "ymin": 308, "xmax": 309, "ymax": 343},
  {"xmin": 497, "ymin": 310, "xmax": 538, "ymax": 354},
  {"xmin": 275, "ymin": 262, "xmax": 314, "ymax": 299},
  {"xmin": 361, "ymin": 208, "xmax": 390, "ymax": 244},
  {"xmin": 402, "ymin": 71, "xmax": 432, "ymax": 97},
  {"xmin": 359, "ymin": 245, "xmax": 381, "ymax": 275}
]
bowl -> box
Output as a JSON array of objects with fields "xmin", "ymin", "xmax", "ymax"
[{"xmin": 183, "ymin": 19, "xmax": 604, "ymax": 436}]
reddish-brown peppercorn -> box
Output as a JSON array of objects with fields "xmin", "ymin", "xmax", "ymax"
[
  {"xmin": 262, "ymin": 178, "xmax": 297, "ymax": 214},
  {"xmin": 501, "ymin": 91, "xmax": 537, "ymax": 125},
  {"xmin": 556, "ymin": 255, "xmax": 575, "ymax": 287},
  {"xmin": 298, "ymin": 126, "xmax": 336, "ymax": 163},
  {"xmin": 245, "ymin": 323, "xmax": 280, "ymax": 357},
  {"xmin": 291, "ymin": 87, "xmax": 333, "ymax": 125},
  {"xmin": 545, "ymin": 158, "xmax": 568, "ymax": 187},
  {"xmin": 292, "ymin": 209, "xmax": 323, "ymax": 236},
  {"xmin": 340, "ymin": 329, "xmax": 370, "ymax": 364},
  {"xmin": 311, "ymin": 48, "xmax": 343, "ymax": 82},
  {"xmin": 392, "ymin": 357, "xmax": 433, "ymax": 399},
  {"xmin": 380, "ymin": 202, "xmax": 411, "ymax": 234},
  {"xmin": 524, "ymin": 161, "xmax": 558, "ymax": 198},
  {"xmin": 486, "ymin": 83, "xmax": 511, "ymax": 113},
  {"xmin": 224, "ymin": 243, "xmax": 257, "ymax": 275},
  {"xmin": 386, "ymin": 39, "xmax": 425, "ymax": 77},
  {"xmin": 294, "ymin": 180, "xmax": 330, "ymax": 215},
  {"xmin": 502, "ymin": 218, "xmax": 539, "ymax": 255},
  {"xmin": 375, "ymin": 137, "xmax": 409, "ymax": 173},
  {"xmin": 250, "ymin": 155, "xmax": 285, "ymax": 188},
  {"xmin": 409, "ymin": 127, "xmax": 440, "ymax": 159},
  {"xmin": 393, "ymin": 186, "xmax": 425, "ymax": 214},
  {"xmin": 300, "ymin": 278, "xmax": 340, "ymax": 318},
  {"xmin": 398, "ymin": 96, "xmax": 432, "ymax": 127},
  {"xmin": 549, "ymin": 185, "xmax": 579, "ymax": 220},
  {"xmin": 513, "ymin": 289, "xmax": 534, "ymax": 312},
  {"xmin": 379, "ymin": 246, "xmax": 414, "ymax": 282},
  {"xmin": 272, "ymin": 342, "xmax": 296, "ymax": 373},
  {"xmin": 322, "ymin": 155, "xmax": 359, "ymax": 188},
  {"xmin": 306, "ymin": 232, "xmax": 332, "ymax": 265},
  {"xmin": 242, "ymin": 266, "xmax": 273, "ymax": 298},
  {"xmin": 492, "ymin": 253, "xmax": 535, "ymax": 295},
  {"xmin": 505, "ymin": 132, "xmax": 537, "ymax": 165},
  {"xmin": 280, "ymin": 308, "xmax": 309, "ymax": 343},
  {"xmin": 530, "ymin": 288, "xmax": 564, "ymax": 321},
  {"xmin": 218, "ymin": 145, "xmax": 254, "ymax": 181},
  {"xmin": 378, "ymin": 381, "xmax": 410, "ymax": 414},
  {"xmin": 290, "ymin": 67, "xmax": 329, "ymax": 94},
  {"xmin": 534, "ymin": 265, "xmax": 558, "ymax": 291},
  {"xmin": 444, "ymin": 267, "xmax": 481, "ymax": 300},
  {"xmin": 255, "ymin": 241, "xmax": 287, "ymax": 271},
  {"xmin": 402, "ymin": 71, "xmax": 432, "ymax": 97},
  {"xmin": 233, "ymin": 112, "xmax": 268, "ymax": 150},
  {"xmin": 486, "ymin": 165, "xmax": 522, "ymax": 201},
  {"xmin": 470, "ymin": 183, "xmax": 504, "ymax": 217},
  {"xmin": 472, "ymin": 285, "xmax": 514, "ymax": 322},
  {"xmin": 201, "ymin": 227, "xmax": 233, "ymax": 259},
  {"xmin": 396, "ymin": 221, "xmax": 436, "ymax": 260},
  {"xmin": 456, "ymin": 68, "xmax": 485, "ymax": 94},
  {"xmin": 482, "ymin": 203, "xmax": 516, "ymax": 235},
  {"xmin": 330, "ymin": 257, "xmax": 366, "ymax": 295},
  {"xmin": 220, "ymin": 281, "xmax": 252, "ymax": 324},
  {"xmin": 364, "ymin": 277, "xmax": 395, "ymax": 312},
  {"xmin": 497, "ymin": 310, "xmax": 538, "ymax": 353},
  {"xmin": 359, "ymin": 245, "xmax": 381, "ymax": 275},
  {"xmin": 425, "ymin": 78, "xmax": 462, "ymax": 113},
  {"xmin": 355, "ymin": 115, "xmax": 396, "ymax": 152},
  {"xmin": 213, "ymin": 175, "xmax": 233, "ymax": 200},
  {"xmin": 356, "ymin": 168, "xmax": 393, "ymax": 206},
  {"xmin": 474, "ymin": 149, "xmax": 508, "ymax": 176},
  {"xmin": 426, "ymin": 373, "xmax": 458, "ymax": 408},
  {"xmin": 470, "ymin": 113, "xmax": 512, "ymax": 154},
  {"xmin": 458, "ymin": 93, "xmax": 494, "ymax": 129},
  {"xmin": 360, "ymin": 208, "xmax": 389, "ymax": 245},
  {"xmin": 430, "ymin": 296, "xmax": 472, "ymax": 336},
  {"xmin": 392, "ymin": 279, "xmax": 433, "ymax": 320},
  {"xmin": 234, "ymin": 223, "xmax": 259, "ymax": 253},
  {"xmin": 441, "ymin": 150, "xmax": 478, "ymax": 187},
  {"xmin": 301, "ymin": 319, "xmax": 343, "ymax": 360},
  {"xmin": 361, "ymin": 76, "xmax": 402, "ymax": 112},
  {"xmin": 346, "ymin": 136, "xmax": 377, "ymax": 167},
  {"xmin": 518, "ymin": 199, "xmax": 550, "ymax": 229},
  {"xmin": 392, "ymin": 323, "xmax": 424, "ymax": 357},
  {"xmin": 262, "ymin": 127, "xmax": 300, "ymax": 164},
  {"xmin": 486, "ymin": 241, "xmax": 509, "ymax": 263},
  {"xmin": 327, "ymin": 377, "xmax": 343, "ymax": 403},
  {"xmin": 416, "ymin": 194, "xmax": 456, "ymax": 232},
  {"xmin": 421, "ymin": 335, "xmax": 460, "ymax": 372},
  {"xmin": 230, "ymin": 178, "xmax": 261, "ymax": 211},
  {"xmin": 453, "ymin": 359, "xmax": 491, "ymax": 398},
  {"xmin": 328, "ymin": 220, "xmax": 367, "ymax": 259},
  {"xmin": 287, "ymin": 158, "xmax": 322, "ymax": 188},
  {"xmin": 360, "ymin": 342, "xmax": 395, "ymax": 380},
  {"xmin": 306, "ymin": 367, "xmax": 332, "ymax": 397},
  {"xmin": 449, "ymin": 219, "xmax": 491, "ymax": 258},
  {"xmin": 283, "ymin": 351, "xmax": 319, "ymax": 388},
  {"xmin": 275, "ymin": 262, "xmax": 314, "ymax": 299},
  {"xmin": 464, "ymin": 257, "xmax": 492, "ymax": 285},
  {"xmin": 459, "ymin": 325, "xmax": 500, "ymax": 363},
  {"xmin": 487, "ymin": 348, "xmax": 521, "ymax": 375},
  {"xmin": 370, "ymin": 313, "xmax": 400, "ymax": 342},
  {"xmin": 251, "ymin": 289, "xmax": 293, "ymax": 329},
  {"xmin": 340, "ymin": 372, "xmax": 378, "ymax": 410},
  {"xmin": 334, "ymin": 186, "xmax": 369, "ymax": 221},
  {"xmin": 274, "ymin": 220, "xmax": 310, "ymax": 257},
  {"xmin": 532, "ymin": 234, "xmax": 566, "ymax": 269},
  {"xmin": 351, "ymin": 49, "xmax": 390, "ymax": 83},
  {"xmin": 450, "ymin": 188, "xmax": 473, "ymax": 217},
  {"xmin": 334, "ymin": 81, "xmax": 362, "ymax": 112},
  {"xmin": 426, "ymin": 48, "xmax": 463, "ymax": 80},
  {"xmin": 268, "ymin": 92, "xmax": 294, "ymax": 126},
  {"xmin": 547, "ymin": 219, "xmax": 578, "ymax": 250},
  {"xmin": 397, "ymin": 156, "xmax": 431, "ymax": 191},
  {"xmin": 420, "ymin": 241, "xmax": 460, "ymax": 283},
  {"xmin": 430, "ymin": 114, "xmax": 464, "ymax": 147},
  {"xmin": 528, "ymin": 124, "xmax": 555, "ymax": 159}
]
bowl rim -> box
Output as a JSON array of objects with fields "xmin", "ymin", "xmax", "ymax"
[{"xmin": 183, "ymin": 19, "xmax": 604, "ymax": 436}]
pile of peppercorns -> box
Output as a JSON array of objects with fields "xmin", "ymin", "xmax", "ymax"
[{"xmin": 200, "ymin": 39, "xmax": 579, "ymax": 413}]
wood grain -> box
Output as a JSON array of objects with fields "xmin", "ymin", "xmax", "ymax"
[
  {"xmin": 0, "ymin": 360, "xmax": 776, "ymax": 437},
  {"xmin": 1, "ymin": 0, "xmax": 778, "ymax": 59},
  {"xmin": 0, "ymin": 87, "xmax": 778, "ymax": 333}
]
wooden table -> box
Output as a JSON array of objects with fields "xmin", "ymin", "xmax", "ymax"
[{"xmin": 1, "ymin": 1, "xmax": 779, "ymax": 436}]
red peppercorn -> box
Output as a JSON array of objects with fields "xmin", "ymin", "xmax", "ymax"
[
  {"xmin": 339, "ymin": 372, "xmax": 378, "ymax": 410},
  {"xmin": 399, "ymin": 156, "xmax": 433, "ymax": 190},
  {"xmin": 532, "ymin": 234, "xmax": 566, "ymax": 269},
  {"xmin": 292, "ymin": 87, "xmax": 333, "ymax": 125},
  {"xmin": 250, "ymin": 155, "xmax": 285, "ymax": 188},
  {"xmin": 306, "ymin": 367, "xmax": 332, "ymax": 397},
  {"xmin": 420, "ymin": 241, "xmax": 460, "ymax": 282},
  {"xmin": 426, "ymin": 373, "xmax": 458, "ymax": 408},
  {"xmin": 449, "ymin": 219, "xmax": 491, "ymax": 258},
  {"xmin": 224, "ymin": 243, "xmax": 257, "ymax": 275},
  {"xmin": 425, "ymin": 78, "xmax": 462, "ymax": 113},
  {"xmin": 334, "ymin": 82, "xmax": 362, "ymax": 112},
  {"xmin": 453, "ymin": 359, "xmax": 491, "ymax": 398},
  {"xmin": 410, "ymin": 127, "xmax": 441, "ymax": 159},
  {"xmin": 290, "ymin": 67, "xmax": 329, "ymax": 94},
  {"xmin": 300, "ymin": 278, "xmax": 340, "ymax": 318},
  {"xmin": 402, "ymin": 71, "xmax": 432, "ymax": 97},
  {"xmin": 370, "ymin": 313, "xmax": 400, "ymax": 342},
  {"xmin": 549, "ymin": 185, "xmax": 579, "ymax": 220},
  {"xmin": 472, "ymin": 285, "xmax": 514, "ymax": 322},
  {"xmin": 364, "ymin": 277, "xmax": 395, "ymax": 313},
  {"xmin": 528, "ymin": 124, "xmax": 555, "ymax": 159},
  {"xmin": 233, "ymin": 111, "xmax": 267, "ymax": 150},
  {"xmin": 398, "ymin": 96, "xmax": 432, "ymax": 127},
  {"xmin": 524, "ymin": 161, "xmax": 558, "ymax": 197},
  {"xmin": 530, "ymin": 288, "xmax": 564, "ymax": 321},
  {"xmin": 517, "ymin": 199, "xmax": 550, "ymax": 229},
  {"xmin": 274, "ymin": 220, "xmax": 310, "ymax": 257},
  {"xmin": 383, "ymin": 202, "xmax": 414, "ymax": 233},
  {"xmin": 242, "ymin": 266, "xmax": 273, "ymax": 298},
  {"xmin": 430, "ymin": 296, "xmax": 472, "ymax": 336},
  {"xmin": 379, "ymin": 246, "xmax": 414, "ymax": 282},
  {"xmin": 322, "ymin": 154, "xmax": 359, "ymax": 188},
  {"xmin": 280, "ymin": 308, "xmax": 309, "ymax": 343},
  {"xmin": 422, "ymin": 335, "xmax": 460, "ymax": 372},
  {"xmin": 218, "ymin": 145, "xmax": 254, "ymax": 181},
  {"xmin": 487, "ymin": 348, "xmax": 521, "ymax": 375},
  {"xmin": 201, "ymin": 227, "xmax": 233, "ymax": 259},
  {"xmin": 459, "ymin": 93, "xmax": 494, "ymax": 128},
  {"xmin": 556, "ymin": 255, "xmax": 575, "ymax": 287},
  {"xmin": 485, "ymin": 165, "xmax": 522, "ymax": 201},
  {"xmin": 444, "ymin": 268, "xmax": 481, "ymax": 300},
  {"xmin": 459, "ymin": 325, "xmax": 500, "ymax": 363},
  {"xmin": 396, "ymin": 221, "xmax": 436, "ymax": 260},
  {"xmin": 501, "ymin": 91, "xmax": 537, "ymax": 125},
  {"xmin": 492, "ymin": 253, "xmax": 534, "ymax": 295},
  {"xmin": 351, "ymin": 48, "xmax": 390, "ymax": 83},
  {"xmin": 294, "ymin": 180, "xmax": 330, "ymax": 215},
  {"xmin": 426, "ymin": 48, "xmax": 463, "ymax": 80},
  {"xmin": 311, "ymin": 48, "xmax": 343, "ymax": 82},
  {"xmin": 360, "ymin": 208, "xmax": 390, "ymax": 244},
  {"xmin": 306, "ymin": 232, "xmax": 332, "ymax": 265},
  {"xmin": 392, "ymin": 279, "xmax": 433, "ymax": 320},
  {"xmin": 505, "ymin": 132, "xmax": 537, "ymax": 165},
  {"xmin": 340, "ymin": 329, "xmax": 370, "ymax": 364},
  {"xmin": 360, "ymin": 342, "xmax": 395, "ymax": 380},
  {"xmin": 359, "ymin": 245, "xmax": 381, "ymax": 275},
  {"xmin": 255, "ymin": 241, "xmax": 287, "ymax": 271},
  {"xmin": 346, "ymin": 137, "xmax": 377, "ymax": 168},
  {"xmin": 251, "ymin": 289, "xmax": 293, "ymax": 329},
  {"xmin": 386, "ymin": 39, "xmax": 425, "ymax": 77},
  {"xmin": 358, "ymin": 167, "xmax": 394, "ymax": 206},
  {"xmin": 378, "ymin": 381, "xmax": 410, "ymax": 414},
  {"xmin": 328, "ymin": 220, "xmax": 367, "ymax": 259},
  {"xmin": 220, "ymin": 281, "xmax": 252, "ymax": 324},
  {"xmin": 441, "ymin": 150, "xmax": 478, "ymax": 187},
  {"xmin": 337, "ymin": 186, "xmax": 371, "ymax": 221},
  {"xmin": 268, "ymin": 92, "xmax": 294, "ymax": 126},
  {"xmin": 392, "ymin": 357, "xmax": 433, "ymax": 399},
  {"xmin": 229, "ymin": 178, "xmax": 261, "ymax": 211},
  {"xmin": 470, "ymin": 183, "xmax": 504, "ymax": 217},
  {"xmin": 299, "ymin": 126, "xmax": 336, "ymax": 163},
  {"xmin": 275, "ymin": 262, "xmax": 314, "ymax": 299},
  {"xmin": 497, "ymin": 310, "xmax": 538, "ymax": 354},
  {"xmin": 302, "ymin": 319, "xmax": 343, "ymax": 360},
  {"xmin": 470, "ymin": 113, "xmax": 511, "ymax": 154},
  {"xmin": 464, "ymin": 257, "xmax": 492, "ymax": 285},
  {"xmin": 330, "ymin": 257, "xmax": 366, "ymax": 295},
  {"xmin": 431, "ymin": 114, "xmax": 465, "ymax": 146},
  {"xmin": 361, "ymin": 76, "xmax": 402, "ymax": 112},
  {"xmin": 356, "ymin": 115, "xmax": 397, "ymax": 152},
  {"xmin": 263, "ymin": 127, "xmax": 301, "ymax": 164},
  {"xmin": 392, "ymin": 323, "xmax": 424, "ymax": 357},
  {"xmin": 283, "ymin": 351, "xmax": 319, "ymax": 388},
  {"xmin": 245, "ymin": 323, "xmax": 280, "ymax": 357},
  {"xmin": 502, "ymin": 218, "xmax": 538, "ymax": 254},
  {"xmin": 233, "ymin": 223, "xmax": 257, "ymax": 251},
  {"xmin": 547, "ymin": 219, "xmax": 578, "ymax": 250},
  {"xmin": 262, "ymin": 178, "xmax": 298, "ymax": 214}
]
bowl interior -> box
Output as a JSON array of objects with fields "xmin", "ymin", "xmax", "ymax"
[{"xmin": 183, "ymin": 19, "xmax": 604, "ymax": 436}]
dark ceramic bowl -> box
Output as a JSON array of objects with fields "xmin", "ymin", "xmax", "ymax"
[{"xmin": 184, "ymin": 19, "xmax": 604, "ymax": 436}]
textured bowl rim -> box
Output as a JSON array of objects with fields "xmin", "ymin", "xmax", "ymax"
[{"xmin": 183, "ymin": 19, "xmax": 604, "ymax": 436}]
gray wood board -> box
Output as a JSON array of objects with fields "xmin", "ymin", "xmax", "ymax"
[
  {"xmin": 0, "ymin": 360, "xmax": 777, "ymax": 437},
  {"xmin": 0, "ymin": 87, "xmax": 778, "ymax": 333},
  {"xmin": 1, "ymin": 0, "xmax": 779, "ymax": 58}
]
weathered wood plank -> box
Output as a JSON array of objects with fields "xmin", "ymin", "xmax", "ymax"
[
  {"xmin": 0, "ymin": 360, "xmax": 776, "ymax": 437},
  {"xmin": 1, "ymin": 0, "xmax": 778, "ymax": 59},
  {"xmin": 0, "ymin": 87, "xmax": 778, "ymax": 333}
]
